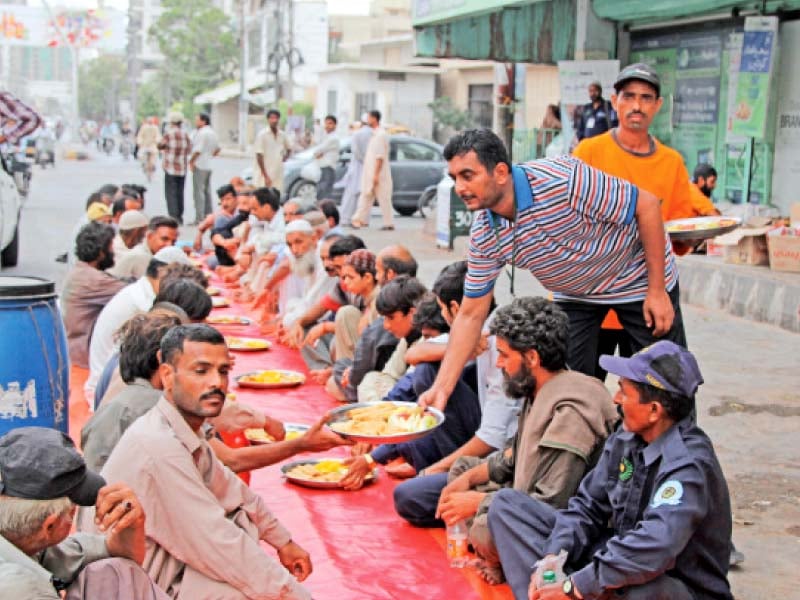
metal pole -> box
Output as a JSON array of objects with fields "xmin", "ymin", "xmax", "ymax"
[
  {"xmin": 286, "ymin": 0, "xmax": 293, "ymax": 103},
  {"xmin": 238, "ymin": 0, "xmax": 247, "ymax": 151},
  {"xmin": 274, "ymin": 0, "xmax": 282, "ymax": 103}
]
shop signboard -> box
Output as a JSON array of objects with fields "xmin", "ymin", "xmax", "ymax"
[
  {"xmin": 556, "ymin": 60, "xmax": 620, "ymax": 148},
  {"xmin": 732, "ymin": 16, "xmax": 779, "ymax": 139}
]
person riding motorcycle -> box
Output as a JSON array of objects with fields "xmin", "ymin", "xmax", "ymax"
[{"xmin": 35, "ymin": 123, "xmax": 56, "ymax": 166}]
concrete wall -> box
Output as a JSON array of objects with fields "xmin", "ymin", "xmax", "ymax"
[{"xmin": 317, "ymin": 69, "xmax": 436, "ymax": 138}]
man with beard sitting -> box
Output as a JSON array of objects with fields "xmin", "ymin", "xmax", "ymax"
[
  {"xmin": 261, "ymin": 219, "xmax": 326, "ymax": 323},
  {"xmin": 431, "ymin": 297, "xmax": 617, "ymax": 584},
  {"xmin": 61, "ymin": 222, "xmax": 128, "ymax": 369}
]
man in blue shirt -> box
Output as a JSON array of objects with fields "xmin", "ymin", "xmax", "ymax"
[
  {"xmin": 488, "ymin": 341, "xmax": 733, "ymax": 600},
  {"xmin": 575, "ymin": 81, "xmax": 618, "ymax": 141}
]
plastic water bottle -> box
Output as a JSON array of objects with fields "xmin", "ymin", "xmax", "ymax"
[{"xmin": 446, "ymin": 520, "xmax": 469, "ymax": 568}]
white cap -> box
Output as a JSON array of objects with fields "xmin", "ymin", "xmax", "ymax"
[
  {"xmin": 119, "ymin": 210, "xmax": 149, "ymax": 230},
  {"xmin": 285, "ymin": 219, "xmax": 313, "ymax": 235},
  {"xmin": 153, "ymin": 245, "xmax": 193, "ymax": 265}
]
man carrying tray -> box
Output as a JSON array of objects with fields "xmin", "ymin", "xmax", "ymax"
[{"xmin": 419, "ymin": 127, "xmax": 686, "ymax": 410}]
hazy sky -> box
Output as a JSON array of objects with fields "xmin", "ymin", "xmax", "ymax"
[{"xmin": 30, "ymin": 0, "xmax": 371, "ymax": 15}]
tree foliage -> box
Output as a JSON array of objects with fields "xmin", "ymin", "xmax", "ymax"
[
  {"xmin": 78, "ymin": 55, "xmax": 130, "ymax": 120},
  {"xmin": 150, "ymin": 0, "xmax": 238, "ymax": 118},
  {"xmin": 428, "ymin": 96, "xmax": 475, "ymax": 131}
]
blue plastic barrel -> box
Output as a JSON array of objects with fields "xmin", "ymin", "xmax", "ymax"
[{"xmin": 0, "ymin": 276, "xmax": 69, "ymax": 435}]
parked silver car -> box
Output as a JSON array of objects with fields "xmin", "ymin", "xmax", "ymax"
[{"xmin": 282, "ymin": 134, "xmax": 446, "ymax": 216}]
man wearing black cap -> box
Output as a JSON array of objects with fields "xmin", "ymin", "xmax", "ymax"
[
  {"xmin": 488, "ymin": 341, "xmax": 733, "ymax": 600},
  {"xmin": 573, "ymin": 63, "xmax": 697, "ymax": 381},
  {"xmin": 0, "ymin": 427, "xmax": 165, "ymax": 599},
  {"xmin": 575, "ymin": 81, "xmax": 618, "ymax": 141}
]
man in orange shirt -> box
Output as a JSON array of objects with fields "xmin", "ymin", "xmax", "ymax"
[
  {"xmin": 573, "ymin": 63, "xmax": 695, "ymax": 379},
  {"xmin": 689, "ymin": 163, "xmax": 722, "ymax": 217}
]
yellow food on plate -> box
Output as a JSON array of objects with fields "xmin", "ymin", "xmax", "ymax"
[
  {"xmin": 330, "ymin": 404, "xmax": 439, "ymax": 437},
  {"xmin": 226, "ymin": 337, "xmax": 271, "ymax": 350},
  {"xmin": 244, "ymin": 428, "xmax": 304, "ymax": 443},
  {"xmin": 207, "ymin": 287, "xmax": 220, "ymax": 296},
  {"xmin": 212, "ymin": 297, "xmax": 229, "ymax": 308},
  {"xmin": 667, "ymin": 218, "xmax": 738, "ymax": 232},
  {"xmin": 240, "ymin": 370, "xmax": 304, "ymax": 384},
  {"xmin": 207, "ymin": 315, "xmax": 249, "ymax": 325},
  {"xmin": 285, "ymin": 459, "xmax": 373, "ymax": 484},
  {"xmin": 245, "ymin": 428, "xmax": 273, "ymax": 442}
]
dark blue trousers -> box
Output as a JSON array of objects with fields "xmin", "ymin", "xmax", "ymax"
[{"xmin": 487, "ymin": 489, "xmax": 693, "ymax": 600}]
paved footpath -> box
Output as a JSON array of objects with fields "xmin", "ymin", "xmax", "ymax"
[{"xmin": 7, "ymin": 151, "xmax": 799, "ymax": 599}]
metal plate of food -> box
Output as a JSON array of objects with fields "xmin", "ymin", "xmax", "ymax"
[
  {"xmin": 236, "ymin": 370, "xmax": 306, "ymax": 389},
  {"xmin": 326, "ymin": 401, "xmax": 445, "ymax": 445},
  {"xmin": 666, "ymin": 216, "xmax": 741, "ymax": 241},
  {"xmin": 206, "ymin": 286, "xmax": 221, "ymax": 296},
  {"xmin": 225, "ymin": 337, "xmax": 271, "ymax": 351},
  {"xmin": 211, "ymin": 296, "xmax": 230, "ymax": 308},
  {"xmin": 245, "ymin": 423, "xmax": 309, "ymax": 444},
  {"xmin": 206, "ymin": 315, "xmax": 252, "ymax": 326},
  {"xmin": 281, "ymin": 458, "xmax": 377, "ymax": 489}
]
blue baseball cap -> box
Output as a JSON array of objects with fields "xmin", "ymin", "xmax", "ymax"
[{"xmin": 599, "ymin": 341, "xmax": 703, "ymax": 398}]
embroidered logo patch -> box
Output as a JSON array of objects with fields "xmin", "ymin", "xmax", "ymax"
[
  {"xmin": 645, "ymin": 373, "xmax": 665, "ymax": 390},
  {"xmin": 651, "ymin": 480, "xmax": 684, "ymax": 508},
  {"xmin": 618, "ymin": 457, "xmax": 634, "ymax": 482}
]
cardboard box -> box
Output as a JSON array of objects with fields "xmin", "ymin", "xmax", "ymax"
[
  {"xmin": 714, "ymin": 226, "xmax": 771, "ymax": 266},
  {"xmin": 767, "ymin": 228, "xmax": 800, "ymax": 273}
]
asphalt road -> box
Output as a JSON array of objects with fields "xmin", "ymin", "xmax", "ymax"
[{"xmin": 4, "ymin": 146, "xmax": 800, "ymax": 598}]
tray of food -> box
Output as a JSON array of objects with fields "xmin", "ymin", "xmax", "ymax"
[
  {"xmin": 327, "ymin": 401, "xmax": 444, "ymax": 445},
  {"xmin": 665, "ymin": 216, "xmax": 741, "ymax": 241},
  {"xmin": 206, "ymin": 286, "xmax": 221, "ymax": 296},
  {"xmin": 281, "ymin": 458, "xmax": 376, "ymax": 489},
  {"xmin": 236, "ymin": 370, "xmax": 306, "ymax": 389},
  {"xmin": 226, "ymin": 337, "xmax": 271, "ymax": 351},
  {"xmin": 211, "ymin": 296, "xmax": 230, "ymax": 308},
  {"xmin": 206, "ymin": 315, "xmax": 252, "ymax": 326},
  {"xmin": 245, "ymin": 423, "xmax": 309, "ymax": 444}
]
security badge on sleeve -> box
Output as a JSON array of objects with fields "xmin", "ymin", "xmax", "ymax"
[
  {"xmin": 651, "ymin": 480, "xmax": 684, "ymax": 508},
  {"xmin": 618, "ymin": 457, "xmax": 634, "ymax": 482}
]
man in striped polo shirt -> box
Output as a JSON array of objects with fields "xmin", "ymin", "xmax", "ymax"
[{"xmin": 420, "ymin": 129, "xmax": 686, "ymax": 411}]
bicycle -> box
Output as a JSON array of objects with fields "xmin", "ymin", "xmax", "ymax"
[{"xmin": 140, "ymin": 147, "xmax": 157, "ymax": 182}]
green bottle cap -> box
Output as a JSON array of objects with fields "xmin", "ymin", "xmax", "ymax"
[{"xmin": 542, "ymin": 570, "xmax": 556, "ymax": 584}]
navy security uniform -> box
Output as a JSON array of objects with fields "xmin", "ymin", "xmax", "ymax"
[
  {"xmin": 575, "ymin": 100, "xmax": 618, "ymax": 141},
  {"xmin": 488, "ymin": 417, "xmax": 733, "ymax": 600}
]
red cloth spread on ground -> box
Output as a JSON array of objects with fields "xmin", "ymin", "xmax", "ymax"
[{"xmin": 69, "ymin": 270, "xmax": 514, "ymax": 599}]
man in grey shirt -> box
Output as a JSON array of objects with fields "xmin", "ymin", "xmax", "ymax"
[
  {"xmin": 0, "ymin": 427, "xmax": 165, "ymax": 599},
  {"xmin": 339, "ymin": 116, "xmax": 373, "ymax": 226}
]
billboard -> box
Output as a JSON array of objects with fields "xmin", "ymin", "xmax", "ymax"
[{"xmin": 0, "ymin": 6, "xmax": 125, "ymax": 51}]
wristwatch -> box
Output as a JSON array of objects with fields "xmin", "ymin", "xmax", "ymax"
[{"xmin": 562, "ymin": 578, "xmax": 578, "ymax": 599}]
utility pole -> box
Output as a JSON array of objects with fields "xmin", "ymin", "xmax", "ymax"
[
  {"xmin": 273, "ymin": 0, "xmax": 282, "ymax": 103},
  {"xmin": 238, "ymin": 0, "xmax": 248, "ymax": 151},
  {"xmin": 286, "ymin": 0, "xmax": 293, "ymax": 103},
  {"xmin": 127, "ymin": 1, "xmax": 143, "ymax": 124}
]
